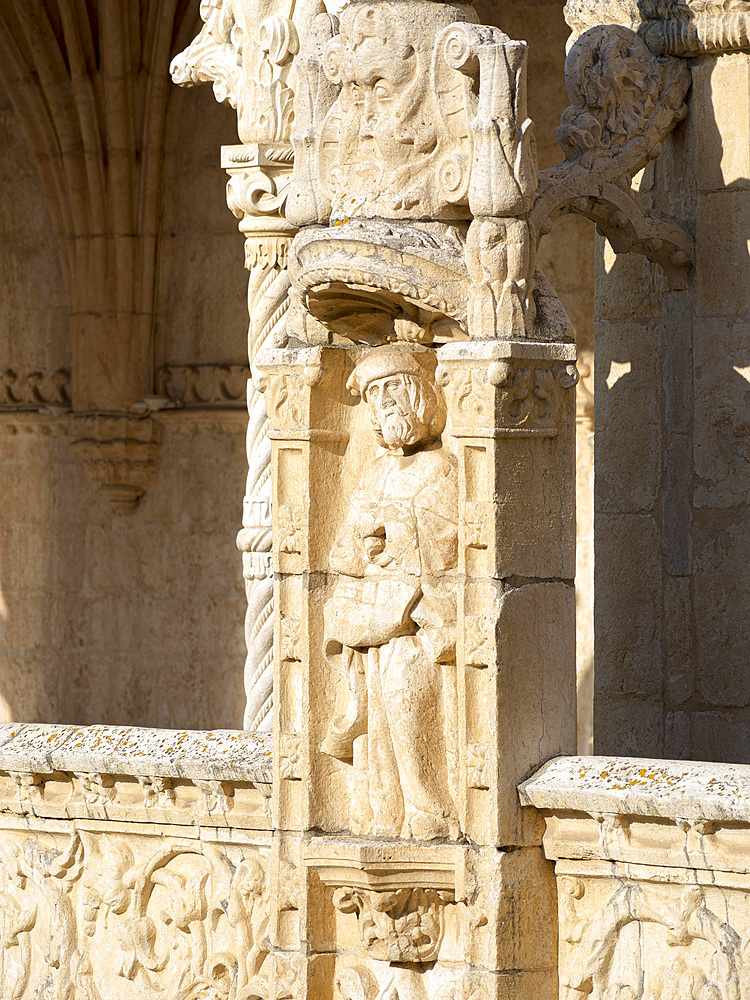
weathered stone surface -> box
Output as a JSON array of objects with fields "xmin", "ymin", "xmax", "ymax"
[
  {"xmin": 0, "ymin": 723, "xmax": 272, "ymax": 783},
  {"xmin": 521, "ymin": 754, "xmax": 750, "ymax": 822}
]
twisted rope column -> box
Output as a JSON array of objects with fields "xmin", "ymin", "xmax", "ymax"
[
  {"xmin": 224, "ymin": 147, "xmax": 295, "ymax": 731},
  {"xmin": 237, "ymin": 230, "xmax": 292, "ymax": 730}
]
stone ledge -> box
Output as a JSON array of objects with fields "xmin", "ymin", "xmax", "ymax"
[
  {"xmin": 519, "ymin": 754, "xmax": 750, "ymax": 822},
  {"xmin": 0, "ymin": 722, "xmax": 272, "ymax": 783}
]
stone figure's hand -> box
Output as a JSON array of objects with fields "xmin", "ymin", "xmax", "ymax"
[{"xmin": 363, "ymin": 527, "xmax": 395, "ymax": 567}]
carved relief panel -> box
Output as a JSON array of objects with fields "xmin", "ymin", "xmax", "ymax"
[
  {"xmin": 556, "ymin": 871, "xmax": 750, "ymax": 1000},
  {"xmin": 0, "ymin": 827, "xmax": 271, "ymax": 1000}
]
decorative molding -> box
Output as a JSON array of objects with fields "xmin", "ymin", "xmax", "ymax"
[
  {"xmin": 155, "ymin": 364, "xmax": 250, "ymax": 408},
  {"xmin": 564, "ymin": 0, "xmax": 750, "ymax": 56},
  {"xmin": 641, "ymin": 0, "xmax": 750, "ymax": 55},
  {"xmin": 0, "ymin": 368, "xmax": 71, "ymax": 411}
]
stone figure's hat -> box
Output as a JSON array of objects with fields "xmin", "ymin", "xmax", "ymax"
[{"xmin": 346, "ymin": 344, "xmax": 437, "ymax": 398}]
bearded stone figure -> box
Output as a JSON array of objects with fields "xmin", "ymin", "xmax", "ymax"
[{"xmin": 322, "ymin": 344, "xmax": 459, "ymax": 841}]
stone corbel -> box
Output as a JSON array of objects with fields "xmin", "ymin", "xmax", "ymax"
[
  {"xmin": 69, "ymin": 415, "xmax": 160, "ymax": 514},
  {"xmin": 530, "ymin": 23, "xmax": 693, "ymax": 288},
  {"xmin": 307, "ymin": 840, "xmax": 462, "ymax": 964},
  {"xmin": 333, "ymin": 887, "xmax": 451, "ymax": 964}
]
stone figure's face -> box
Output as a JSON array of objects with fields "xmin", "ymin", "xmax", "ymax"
[
  {"xmin": 318, "ymin": 0, "xmax": 475, "ymax": 219},
  {"xmin": 365, "ymin": 372, "xmax": 436, "ymax": 450}
]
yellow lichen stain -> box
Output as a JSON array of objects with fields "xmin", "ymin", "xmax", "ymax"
[{"xmin": 333, "ymin": 218, "xmax": 350, "ymax": 226}]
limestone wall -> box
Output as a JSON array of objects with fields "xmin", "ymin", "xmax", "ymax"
[
  {"xmin": 594, "ymin": 52, "xmax": 750, "ymax": 762},
  {"xmin": 0, "ymin": 82, "xmax": 251, "ymax": 729}
]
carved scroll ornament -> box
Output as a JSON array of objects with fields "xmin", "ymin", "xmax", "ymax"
[
  {"xmin": 0, "ymin": 829, "xmax": 270, "ymax": 1000},
  {"xmin": 531, "ymin": 24, "xmax": 693, "ymax": 288}
]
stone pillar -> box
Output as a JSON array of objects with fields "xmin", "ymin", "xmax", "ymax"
[
  {"xmin": 251, "ymin": 3, "xmax": 586, "ymax": 995},
  {"xmin": 173, "ymin": 0, "xmax": 695, "ymax": 994},
  {"xmin": 225, "ymin": 145, "xmax": 295, "ymax": 731},
  {"xmin": 576, "ymin": 1, "xmax": 750, "ymax": 760},
  {"xmin": 0, "ymin": 1, "xmax": 194, "ymax": 510}
]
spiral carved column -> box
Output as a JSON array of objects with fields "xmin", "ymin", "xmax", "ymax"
[{"xmin": 226, "ymin": 148, "xmax": 294, "ymax": 731}]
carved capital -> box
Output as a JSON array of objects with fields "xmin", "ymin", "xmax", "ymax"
[
  {"xmin": 171, "ymin": 1, "xmax": 298, "ymax": 144},
  {"xmin": 438, "ymin": 341, "xmax": 578, "ymax": 439},
  {"xmin": 287, "ymin": 4, "xmax": 538, "ymax": 227}
]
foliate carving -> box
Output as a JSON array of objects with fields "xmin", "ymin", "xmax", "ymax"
[
  {"xmin": 0, "ymin": 830, "xmax": 271, "ymax": 1000},
  {"xmin": 280, "ymin": 615, "xmax": 302, "ymax": 662},
  {"xmin": 467, "ymin": 744, "xmax": 490, "ymax": 789},
  {"xmin": 226, "ymin": 158, "xmax": 292, "ymax": 225},
  {"xmin": 464, "ymin": 617, "xmax": 493, "ymax": 669},
  {"xmin": 558, "ymin": 876, "xmax": 747, "ymax": 1000},
  {"xmin": 279, "ymin": 734, "xmax": 304, "ymax": 780},
  {"xmin": 0, "ymin": 368, "xmax": 71, "ymax": 411},
  {"xmin": 171, "ymin": 0, "xmax": 241, "ymax": 110},
  {"xmin": 137, "ymin": 775, "xmax": 176, "ymax": 809},
  {"xmin": 9, "ymin": 772, "xmax": 43, "ymax": 812},
  {"xmin": 76, "ymin": 772, "xmax": 117, "ymax": 807},
  {"xmin": 532, "ymin": 25, "xmax": 693, "ymax": 287},
  {"xmin": 333, "ymin": 887, "xmax": 450, "ymax": 963},
  {"xmin": 493, "ymin": 359, "xmax": 579, "ymax": 436},
  {"xmin": 322, "ymin": 345, "xmax": 459, "ymax": 841},
  {"xmin": 171, "ymin": 2, "xmax": 299, "ymax": 144},
  {"xmin": 440, "ymin": 356, "xmax": 577, "ymax": 438},
  {"xmin": 262, "ymin": 373, "xmax": 304, "ymax": 427},
  {"xmin": 155, "ymin": 364, "xmax": 250, "ymax": 408},
  {"xmin": 462, "ymin": 503, "xmax": 490, "ymax": 551},
  {"xmin": 277, "ymin": 504, "xmax": 305, "ymax": 555},
  {"xmin": 192, "ymin": 778, "xmax": 235, "ymax": 816},
  {"xmin": 69, "ymin": 415, "xmax": 160, "ymax": 513}
]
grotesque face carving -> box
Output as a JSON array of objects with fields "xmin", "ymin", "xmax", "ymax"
[
  {"xmin": 365, "ymin": 372, "xmax": 447, "ymax": 450},
  {"xmin": 319, "ymin": 0, "xmax": 476, "ymax": 220}
]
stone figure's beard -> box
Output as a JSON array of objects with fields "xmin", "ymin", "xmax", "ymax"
[{"xmin": 379, "ymin": 410, "xmax": 422, "ymax": 449}]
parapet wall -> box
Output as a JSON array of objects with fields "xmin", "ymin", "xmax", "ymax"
[
  {"xmin": 0, "ymin": 724, "xmax": 272, "ymax": 999},
  {"xmin": 522, "ymin": 755, "xmax": 750, "ymax": 1000}
]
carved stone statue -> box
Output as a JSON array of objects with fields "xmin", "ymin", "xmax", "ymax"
[{"xmin": 322, "ymin": 344, "xmax": 459, "ymax": 841}]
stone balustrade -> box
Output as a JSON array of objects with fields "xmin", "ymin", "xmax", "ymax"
[
  {"xmin": 0, "ymin": 723, "xmax": 272, "ymax": 999},
  {"xmin": 521, "ymin": 756, "xmax": 750, "ymax": 1000}
]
